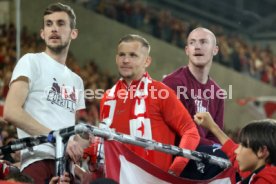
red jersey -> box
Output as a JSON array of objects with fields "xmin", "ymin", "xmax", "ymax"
[{"xmin": 100, "ymin": 78, "xmax": 199, "ymax": 176}]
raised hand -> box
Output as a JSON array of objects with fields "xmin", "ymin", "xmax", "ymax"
[{"xmin": 194, "ymin": 112, "xmax": 217, "ymax": 130}]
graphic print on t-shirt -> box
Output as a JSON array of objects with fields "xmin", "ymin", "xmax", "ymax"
[
  {"xmin": 194, "ymin": 96, "xmax": 209, "ymax": 113},
  {"xmin": 46, "ymin": 78, "xmax": 77, "ymax": 112}
]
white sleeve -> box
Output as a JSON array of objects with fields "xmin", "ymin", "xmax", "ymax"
[
  {"xmin": 10, "ymin": 54, "xmax": 39, "ymax": 90},
  {"xmin": 76, "ymin": 76, "xmax": 86, "ymax": 110}
]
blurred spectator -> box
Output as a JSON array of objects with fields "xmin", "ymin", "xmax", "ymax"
[{"xmin": 82, "ymin": 0, "xmax": 276, "ymax": 87}]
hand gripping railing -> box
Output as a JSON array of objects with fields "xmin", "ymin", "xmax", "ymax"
[
  {"xmin": 47, "ymin": 124, "xmax": 90, "ymax": 176},
  {"xmin": 64, "ymin": 123, "xmax": 232, "ymax": 169},
  {"xmin": 0, "ymin": 123, "xmax": 231, "ymax": 177}
]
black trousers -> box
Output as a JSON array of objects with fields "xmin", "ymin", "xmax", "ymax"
[{"xmin": 180, "ymin": 145, "xmax": 228, "ymax": 180}]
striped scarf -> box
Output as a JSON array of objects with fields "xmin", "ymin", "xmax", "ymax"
[{"xmin": 101, "ymin": 73, "xmax": 153, "ymax": 140}]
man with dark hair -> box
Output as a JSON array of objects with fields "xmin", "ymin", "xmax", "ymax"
[
  {"xmin": 100, "ymin": 34, "xmax": 199, "ymax": 176},
  {"xmin": 4, "ymin": 3, "xmax": 85, "ymax": 183},
  {"xmin": 195, "ymin": 112, "xmax": 276, "ymax": 183},
  {"xmin": 43, "ymin": 3, "xmax": 77, "ymax": 29}
]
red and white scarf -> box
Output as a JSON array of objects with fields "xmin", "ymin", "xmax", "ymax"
[{"xmin": 101, "ymin": 73, "xmax": 153, "ymax": 140}]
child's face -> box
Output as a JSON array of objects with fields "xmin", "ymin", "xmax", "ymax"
[{"xmin": 234, "ymin": 144, "xmax": 264, "ymax": 172}]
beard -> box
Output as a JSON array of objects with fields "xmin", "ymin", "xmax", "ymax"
[
  {"xmin": 119, "ymin": 72, "xmax": 131, "ymax": 79},
  {"xmin": 118, "ymin": 68, "xmax": 135, "ymax": 79},
  {"xmin": 46, "ymin": 41, "xmax": 69, "ymax": 54}
]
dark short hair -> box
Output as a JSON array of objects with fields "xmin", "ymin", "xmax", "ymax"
[
  {"xmin": 118, "ymin": 34, "xmax": 151, "ymax": 54},
  {"xmin": 239, "ymin": 119, "xmax": 276, "ymax": 165},
  {"xmin": 5, "ymin": 172, "xmax": 34, "ymax": 184},
  {"xmin": 43, "ymin": 3, "xmax": 76, "ymax": 29}
]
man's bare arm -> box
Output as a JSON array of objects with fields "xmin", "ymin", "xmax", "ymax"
[{"xmin": 4, "ymin": 77, "xmax": 50, "ymax": 135}]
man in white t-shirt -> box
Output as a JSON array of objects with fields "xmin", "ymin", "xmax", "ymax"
[{"xmin": 4, "ymin": 3, "xmax": 86, "ymax": 183}]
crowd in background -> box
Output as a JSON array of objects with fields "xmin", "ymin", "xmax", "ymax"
[{"xmin": 78, "ymin": 0, "xmax": 276, "ymax": 87}]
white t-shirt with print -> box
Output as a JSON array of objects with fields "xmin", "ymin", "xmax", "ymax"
[{"xmin": 10, "ymin": 52, "xmax": 85, "ymax": 170}]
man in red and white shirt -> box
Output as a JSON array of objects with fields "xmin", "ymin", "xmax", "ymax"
[{"xmin": 100, "ymin": 34, "xmax": 200, "ymax": 176}]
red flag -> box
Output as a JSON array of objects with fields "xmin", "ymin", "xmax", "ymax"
[{"xmin": 104, "ymin": 141, "xmax": 236, "ymax": 184}]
